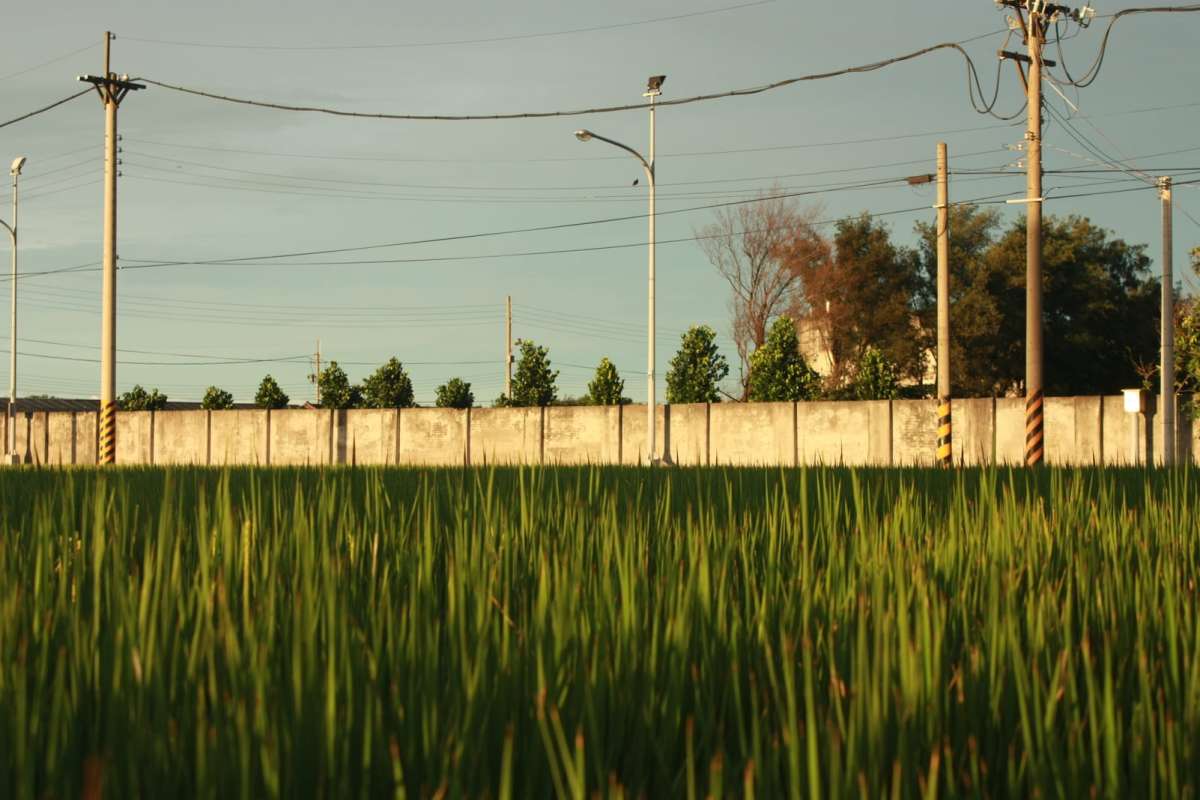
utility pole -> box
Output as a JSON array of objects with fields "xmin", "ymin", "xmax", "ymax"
[
  {"xmin": 1022, "ymin": 11, "xmax": 1046, "ymax": 467},
  {"xmin": 505, "ymin": 295, "xmax": 512, "ymax": 397},
  {"xmin": 997, "ymin": 1, "xmax": 1093, "ymax": 467},
  {"xmin": 78, "ymin": 32, "xmax": 143, "ymax": 465},
  {"xmin": 308, "ymin": 339, "xmax": 322, "ymax": 405},
  {"xmin": 935, "ymin": 142, "xmax": 952, "ymax": 468},
  {"xmin": 1160, "ymin": 175, "xmax": 1175, "ymax": 465},
  {"xmin": 2, "ymin": 157, "xmax": 24, "ymax": 465},
  {"xmin": 644, "ymin": 76, "xmax": 661, "ymax": 465}
]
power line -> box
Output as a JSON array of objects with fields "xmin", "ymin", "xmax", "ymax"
[
  {"xmin": 0, "ymin": 88, "xmax": 91, "ymax": 130},
  {"xmin": 120, "ymin": 1, "xmax": 776, "ymax": 50},
  {"xmin": 137, "ymin": 29, "xmax": 1017, "ymax": 122},
  {"xmin": 0, "ymin": 42, "xmax": 97, "ymax": 82}
]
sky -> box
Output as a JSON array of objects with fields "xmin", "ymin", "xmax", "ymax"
[{"xmin": 1, "ymin": 0, "xmax": 1198, "ymax": 405}]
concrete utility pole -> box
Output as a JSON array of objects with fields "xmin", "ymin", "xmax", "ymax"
[
  {"xmin": 1022, "ymin": 12, "xmax": 1047, "ymax": 467},
  {"xmin": 1160, "ymin": 175, "xmax": 1175, "ymax": 464},
  {"xmin": 935, "ymin": 142, "xmax": 952, "ymax": 468},
  {"xmin": 574, "ymin": 74, "xmax": 664, "ymax": 463},
  {"xmin": 998, "ymin": 1, "xmax": 1094, "ymax": 466},
  {"xmin": 505, "ymin": 295, "xmax": 512, "ymax": 397},
  {"xmin": 2, "ymin": 156, "xmax": 25, "ymax": 465},
  {"xmin": 310, "ymin": 339, "xmax": 322, "ymax": 405},
  {"xmin": 78, "ymin": 32, "xmax": 143, "ymax": 465}
]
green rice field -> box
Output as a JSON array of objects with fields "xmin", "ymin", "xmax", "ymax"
[{"xmin": 0, "ymin": 465, "xmax": 1198, "ymax": 798}]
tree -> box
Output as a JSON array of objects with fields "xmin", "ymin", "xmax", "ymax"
[
  {"xmin": 435, "ymin": 378, "xmax": 474, "ymax": 409},
  {"xmin": 851, "ymin": 346, "xmax": 900, "ymax": 400},
  {"xmin": 497, "ymin": 339, "xmax": 558, "ymax": 407},
  {"xmin": 666, "ymin": 325, "xmax": 729, "ymax": 404},
  {"xmin": 255, "ymin": 375, "xmax": 290, "ymax": 409},
  {"xmin": 1177, "ymin": 298, "xmax": 1200, "ymax": 396},
  {"xmin": 698, "ymin": 190, "xmax": 825, "ymax": 396},
  {"xmin": 586, "ymin": 358, "xmax": 626, "ymax": 405},
  {"xmin": 318, "ymin": 361, "xmax": 358, "ymax": 410},
  {"xmin": 915, "ymin": 212, "xmax": 1158, "ymax": 397},
  {"xmin": 747, "ymin": 316, "xmax": 821, "ymax": 401},
  {"xmin": 201, "ymin": 386, "xmax": 234, "ymax": 410},
  {"xmin": 361, "ymin": 357, "xmax": 415, "ymax": 408},
  {"xmin": 118, "ymin": 385, "xmax": 167, "ymax": 411},
  {"xmin": 785, "ymin": 213, "xmax": 924, "ymax": 392}
]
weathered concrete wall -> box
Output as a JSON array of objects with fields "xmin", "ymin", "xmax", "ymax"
[
  {"xmin": 270, "ymin": 409, "xmax": 333, "ymax": 465},
  {"xmin": 953, "ymin": 398, "xmax": 994, "ymax": 466},
  {"xmin": 398, "ymin": 408, "xmax": 466, "ymax": 466},
  {"xmin": 994, "ymin": 398, "xmax": 1026, "ymax": 466},
  {"xmin": 893, "ymin": 400, "xmax": 937, "ymax": 466},
  {"xmin": 116, "ymin": 411, "xmax": 153, "ymax": 465},
  {"xmin": 663, "ymin": 403, "xmax": 708, "ymax": 466},
  {"xmin": 710, "ymin": 402, "xmax": 794, "ymax": 466},
  {"xmin": 210, "ymin": 410, "xmax": 268, "ymax": 466},
  {"xmin": 543, "ymin": 405, "xmax": 620, "ymax": 465},
  {"xmin": 342, "ymin": 409, "xmax": 398, "ymax": 466},
  {"xmin": 470, "ymin": 407, "xmax": 542, "ymax": 465},
  {"xmin": 154, "ymin": 410, "xmax": 209, "ymax": 466},
  {"xmin": 7, "ymin": 395, "xmax": 1194, "ymax": 469},
  {"xmin": 798, "ymin": 401, "xmax": 872, "ymax": 465}
]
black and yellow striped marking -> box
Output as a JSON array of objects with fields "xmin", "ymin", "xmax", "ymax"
[
  {"xmin": 1024, "ymin": 389, "xmax": 1044, "ymax": 466},
  {"xmin": 99, "ymin": 401, "xmax": 116, "ymax": 465},
  {"xmin": 936, "ymin": 397, "xmax": 952, "ymax": 467}
]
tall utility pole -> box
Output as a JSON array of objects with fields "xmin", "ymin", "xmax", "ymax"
[
  {"xmin": 1022, "ymin": 11, "xmax": 1047, "ymax": 468},
  {"xmin": 998, "ymin": 1, "xmax": 1093, "ymax": 466},
  {"xmin": 1160, "ymin": 176, "xmax": 1175, "ymax": 465},
  {"xmin": 79, "ymin": 33, "xmax": 143, "ymax": 465},
  {"xmin": 309, "ymin": 339, "xmax": 323, "ymax": 405},
  {"xmin": 645, "ymin": 78, "xmax": 659, "ymax": 464},
  {"xmin": 935, "ymin": 142, "xmax": 952, "ymax": 468},
  {"xmin": 573, "ymin": 74, "xmax": 664, "ymax": 464},
  {"xmin": 505, "ymin": 295, "xmax": 512, "ymax": 397},
  {"xmin": 3, "ymin": 157, "xmax": 25, "ymax": 465}
]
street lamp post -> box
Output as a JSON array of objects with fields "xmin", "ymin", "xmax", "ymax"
[
  {"xmin": 1, "ymin": 156, "xmax": 24, "ymax": 466},
  {"xmin": 575, "ymin": 74, "xmax": 665, "ymax": 464}
]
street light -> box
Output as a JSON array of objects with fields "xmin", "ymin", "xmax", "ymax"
[
  {"xmin": 2, "ymin": 156, "xmax": 25, "ymax": 465},
  {"xmin": 574, "ymin": 74, "xmax": 664, "ymax": 464}
]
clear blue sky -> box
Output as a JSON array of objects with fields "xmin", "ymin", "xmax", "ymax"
[{"xmin": 2, "ymin": 0, "xmax": 1197, "ymax": 404}]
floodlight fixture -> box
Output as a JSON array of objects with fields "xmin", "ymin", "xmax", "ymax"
[
  {"xmin": 645, "ymin": 75, "xmax": 666, "ymax": 97},
  {"xmin": 10, "ymin": 157, "xmax": 25, "ymax": 176}
]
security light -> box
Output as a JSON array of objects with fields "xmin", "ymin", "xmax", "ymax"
[
  {"xmin": 574, "ymin": 130, "xmax": 594, "ymax": 142},
  {"xmin": 10, "ymin": 157, "xmax": 25, "ymax": 176},
  {"xmin": 646, "ymin": 75, "xmax": 666, "ymax": 93}
]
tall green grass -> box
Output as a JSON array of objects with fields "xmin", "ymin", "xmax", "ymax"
[{"xmin": 0, "ymin": 465, "xmax": 1197, "ymax": 797}]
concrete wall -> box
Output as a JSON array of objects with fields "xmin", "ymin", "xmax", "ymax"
[
  {"xmin": 3, "ymin": 395, "xmax": 1194, "ymax": 468},
  {"xmin": 210, "ymin": 409, "xmax": 268, "ymax": 466}
]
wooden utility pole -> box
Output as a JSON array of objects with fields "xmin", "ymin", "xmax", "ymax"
[
  {"xmin": 79, "ymin": 32, "xmax": 143, "ymax": 465},
  {"xmin": 1160, "ymin": 176, "xmax": 1175, "ymax": 464},
  {"xmin": 935, "ymin": 142, "xmax": 952, "ymax": 467},
  {"xmin": 505, "ymin": 295, "xmax": 512, "ymax": 397}
]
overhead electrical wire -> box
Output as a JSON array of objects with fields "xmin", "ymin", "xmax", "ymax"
[
  {"xmin": 120, "ymin": 1, "xmax": 777, "ymax": 50},
  {"xmin": 0, "ymin": 42, "xmax": 97, "ymax": 82},
  {"xmin": 1051, "ymin": 3, "xmax": 1200, "ymax": 89},
  {"xmin": 0, "ymin": 88, "xmax": 92, "ymax": 130},
  {"xmin": 137, "ymin": 28, "xmax": 1022, "ymax": 122}
]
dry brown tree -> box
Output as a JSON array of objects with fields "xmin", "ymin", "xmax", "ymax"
[{"xmin": 697, "ymin": 190, "xmax": 826, "ymax": 398}]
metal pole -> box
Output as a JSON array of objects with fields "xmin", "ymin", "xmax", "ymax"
[
  {"xmin": 935, "ymin": 142, "xmax": 952, "ymax": 467},
  {"xmin": 1024, "ymin": 14, "xmax": 1046, "ymax": 467},
  {"xmin": 1161, "ymin": 175, "xmax": 1175, "ymax": 465},
  {"xmin": 98, "ymin": 32, "xmax": 118, "ymax": 465},
  {"xmin": 6, "ymin": 171, "xmax": 16, "ymax": 464},
  {"xmin": 505, "ymin": 295, "xmax": 512, "ymax": 397},
  {"xmin": 647, "ymin": 93, "xmax": 657, "ymax": 464}
]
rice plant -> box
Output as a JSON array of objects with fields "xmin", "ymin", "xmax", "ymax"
[{"xmin": 0, "ymin": 465, "xmax": 1197, "ymax": 798}]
